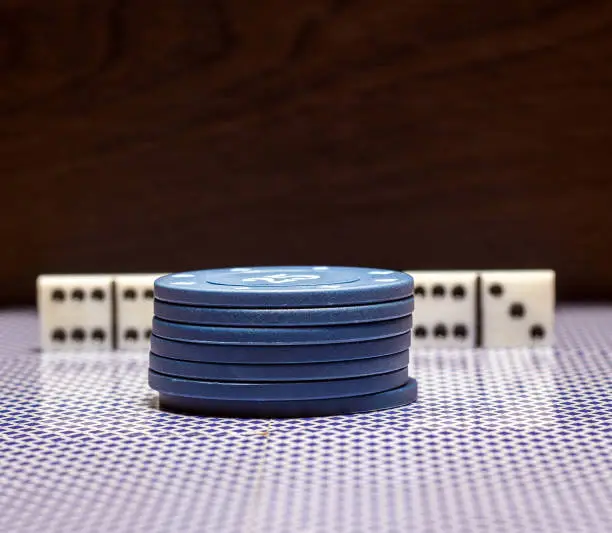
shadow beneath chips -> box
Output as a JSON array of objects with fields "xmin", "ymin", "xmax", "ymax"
[{"xmin": 145, "ymin": 394, "xmax": 160, "ymax": 410}]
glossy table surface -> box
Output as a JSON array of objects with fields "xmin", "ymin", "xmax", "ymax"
[{"xmin": 0, "ymin": 307, "xmax": 610, "ymax": 533}]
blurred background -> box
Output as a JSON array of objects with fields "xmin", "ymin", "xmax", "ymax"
[{"xmin": 1, "ymin": 0, "xmax": 611, "ymax": 305}]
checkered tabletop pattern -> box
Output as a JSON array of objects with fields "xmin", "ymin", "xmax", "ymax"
[{"xmin": 0, "ymin": 307, "xmax": 610, "ymax": 533}]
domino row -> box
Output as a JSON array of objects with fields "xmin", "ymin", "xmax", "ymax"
[{"xmin": 37, "ymin": 270, "xmax": 555, "ymax": 352}]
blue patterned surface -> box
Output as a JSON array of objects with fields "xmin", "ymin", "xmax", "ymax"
[{"xmin": 0, "ymin": 307, "xmax": 610, "ymax": 533}]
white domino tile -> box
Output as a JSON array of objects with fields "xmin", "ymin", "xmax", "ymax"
[
  {"xmin": 480, "ymin": 270, "xmax": 555, "ymax": 348},
  {"xmin": 114, "ymin": 274, "xmax": 164, "ymax": 351},
  {"xmin": 37, "ymin": 275, "xmax": 114, "ymax": 351},
  {"xmin": 407, "ymin": 271, "xmax": 478, "ymax": 348}
]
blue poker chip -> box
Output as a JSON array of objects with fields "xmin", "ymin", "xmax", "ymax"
[
  {"xmin": 154, "ymin": 266, "xmax": 414, "ymax": 307},
  {"xmin": 149, "ymin": 332, "xmax": 411, "ymax": 363},
  {"xmin": 149, "ymin": 350, "xmax": 409, "ymax": 381},
  {"xmin": 152, "ymin": 315, "xmax": 412, "ymax": 345},
  {"xmin": 156, "ymin": 378, "xmax": 418, "ymax": 418},
  {"xmin": 148, "ymin": 368, "xmax": 409, "ymax": 400},
  {"xmin": 153, "ymin": 297, "xmax": 414, "ymax": 326}
]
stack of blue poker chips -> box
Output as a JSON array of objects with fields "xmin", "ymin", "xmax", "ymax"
[{"xmin": 149, "ymin": 266, "xmax": 417, "ymax": 418}]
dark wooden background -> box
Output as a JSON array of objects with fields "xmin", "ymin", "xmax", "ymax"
[{"xmin": 1, "ymin": 0, "xmax": 612, "ymax": 305}]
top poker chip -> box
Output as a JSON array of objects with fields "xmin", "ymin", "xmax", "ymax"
[{"xmin": 154, "ymin": 266, "xmax": 414, "ymax": 308}]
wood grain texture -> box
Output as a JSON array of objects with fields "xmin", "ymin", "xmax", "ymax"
[{"xmin": 1, "ymin": 0, "xmax": 612, "ymax": 304}]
